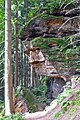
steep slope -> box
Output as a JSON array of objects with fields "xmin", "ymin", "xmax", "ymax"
[{"xmin": 20, "ymin": 1, "xmax": 80, "ymax": 119}]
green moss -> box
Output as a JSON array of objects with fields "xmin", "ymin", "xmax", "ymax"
[
  {"xmin": 0, "ymin": 113, "xmax": 24, "ymax": 120},
  {"xmin": 51, "ymin": 90, "xmax": 80, "ymax": 120},
  {"xmin": 42, "ymin": 0, "xmax": 75, "ymax": 14},
  {"xmin": 22, "ymin": 88, "xmax": 38, "ymax": 112},
  {"xmin": 32, "ymin": 85, "xmax": 47, "ymax": 103},
  {"xmin": 31, "ymin": 37, "xmax": 63, "ymax": 47},
  {"xmin": 31, "ymin": 37, "xmax": 64, "ymax": 61},
  {"xmin": 40, "ymin": 14, "xmax": 63, "ymax": 19},
  {"xmin": 61, "ymin": 100, "xmax": 71, "ymax": 112},
  {"xmin": 54, "ymin": 112, "xmax": 61, "ymax": 119},
  {"xmin": 52, "ymin": 107, "xmax": 63, "ymax": 119},
  {"xmin": 71, "ymin": 91, "xmax": 80, "ymax": 107},
  {"xmin": 76, "ymin": 91, "xmax": 80, "ymax": 96},
  {"xmin": 72, "ymin": 99, "xmax": 80, "ymax": 107},
  {"xmin": 70, "ymin": 107, "xmax": 77, "ymax": 115}
]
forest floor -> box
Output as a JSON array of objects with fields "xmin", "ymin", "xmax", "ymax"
[{"xmin": 23, "ymin": 82, "xmax": 80, "ymax": 120}]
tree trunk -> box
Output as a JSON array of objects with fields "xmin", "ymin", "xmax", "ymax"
[
  {"xmin": 15, "ymin": 3, "xmax": 19, "ymax": 87},
  {"xmin": 5, "ymin": 0, "xmax": 14, "ymax": 115},
  {"xmin": 23, "ymin": 0, "xmax": 28, "ymax": 87},
  {"xmin": 20, "ymin": 42, "xmax": 24, "ymax": 85},
  {"xmin": 25, "ymin": 0, "xmax": 28, "ymax": 21}
]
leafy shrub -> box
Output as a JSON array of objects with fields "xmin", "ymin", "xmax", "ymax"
[
  {"xmin": 0, "ymin": 100, "xmax": 4, "ymax": 112},
  {"xmin": 42, "ymin": 0, "xmax": 75, "ymax": 13},
  {"xmin": 32, "ymin": 84, "xmax": 47, "ymax": 103},
  {"xmin": 0, "ymin": 113, "xmax": 24, "ymax": 120}
]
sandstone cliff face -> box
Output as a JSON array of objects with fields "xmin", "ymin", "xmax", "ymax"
[
  {"xmin": 20, "ymin": 4, "xmax": 80, "ymax": 100},
  {"xmin": 20, "ymin": 16, "xmax": 80, "ymax": 41},
  {"xmin": 20, "ymin": 14, "xmax": 80, "ymax": 78}
]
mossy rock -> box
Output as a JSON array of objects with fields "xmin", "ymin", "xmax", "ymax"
[{"xmin": 22, "ymin": 88, "xmax": 43, "ymax": 112}]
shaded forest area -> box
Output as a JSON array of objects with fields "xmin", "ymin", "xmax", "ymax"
[{"xmin": 0, "ymin": 0, "xmax": 80, "ymax": 120}]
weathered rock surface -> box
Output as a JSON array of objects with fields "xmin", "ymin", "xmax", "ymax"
[
  {"xmin": 20, "ymin": 6, "xmax": 80, "ymax": 78},
  {"xmin": 20, "ymin": 4, "xmax": 80, "ymax": 105},
  {"xmin": 20, "ymin": 16, "xmax": 80, "ymax": 41}
]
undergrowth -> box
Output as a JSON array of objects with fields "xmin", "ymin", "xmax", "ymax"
[{"xmin": 52, "ymin": 90, "xmax": 80, "ymax": 120}]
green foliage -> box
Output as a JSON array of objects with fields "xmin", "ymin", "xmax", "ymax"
[
  {"xmin": 21, "ymin": 87, "xmax": 38, "ymax": 112},
  {"xmin": 0, "ymin": 0, "xmax": 5, "ymax": 100},
  {"xmin": 31, "ymin": 37, "xmax": 64, "ymax": 61},
  {"xmin": 53, "ymin": 100, "xmax": 71, "ymax": 119},
  {"xmin": 42, "ymin": 0, "xmax": 75, "ymax": 14},
  {"xmin": 31, "ymin": 37, "xmax": 63, "ymax": 48},
  {"xmin": 32, "ymin": 85, "xmax": 47, "ymax": 103},
  {"xmin": 40, "ymin": 76, "xmax": 48, "ymax": 84},
  {"xmin": 61, "ymin": 36, "xmax": 80, "ymax": 70},
  {"xmin": 53, "ymin": 111, "xmax": 62, "ymax": 119},
  {"xmin": 72, "ymin": 97, "xmax": 80, "ymax": 106},
  {"xmin": 57, "ymin": 88, "xmax": 72, "ymax": 103},
  {"xmin": 0, "ymin": 113, "xmax": 24, "ymax": 120},
  {"xmin": 0, "ymin": 0, "xmax": 5, "ymax": 43},
  {"xmin": 76, "ymin": 91, "xmax": 80, "ymax": 96},
  {"xmin": 0, "ymin": 100, "xmax": 4, "ymax": 112},
  {"xmin": 31, "ymin": 35, "xmax": 80, "ymax": 71},
  {"xmin": 52, "ymin": 90, "xmax": 80, "ymax": 120},
  {"xmin": 0, "ymin": 0, "xmax": 79, "ymax": 115},
  {"xmin": 15, "ymin": 86, "xmax": 38, "ymax": 112},
  {"xmin": 0, "ymin": 100, "xmax": 4, "ymax": 119},
  {"xmin": 31, "ymin": 77, "xmax": 48, "ymax": 104},
  {"xmin": 61, "ymin": 100, "xmax": 71, "ymax": 112},
  {"xmin": 15, "ymin": 86, "xmax": 22, "ymax": 97},
  {"xmin": 69, "ymin": 107, "xmax": 77, "ymax": 115}
]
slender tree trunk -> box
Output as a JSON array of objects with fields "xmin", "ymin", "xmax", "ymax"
[
  {"xmin": 25, "ymin": 0, "xmax": 28, "ymax": 21},
  {"xmin": 30, "ymin": 65, "xmax": 33, "ymax": 87},
  {"xmin": 21, "ymin": 42, "xmax": 24, "ymax": 85},
  {"xmin": 5, "ymin": 0, "xmax": 14, "ymax": 115},
  {"xmin": 15, "ymin": 2, "xmax": 18, "ymax": 87},
  {"xmin": 26, "ymin": 56, "xmax": 29, "ymax": 87},
  {"xmin": 23, "ymin": 0, "xmax": 28, "ymax": 87}
]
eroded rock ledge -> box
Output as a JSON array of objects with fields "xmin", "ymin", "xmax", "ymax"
[{"xmin": 20, "ymin": 4, "xmax": 80, "ymax": 104}]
